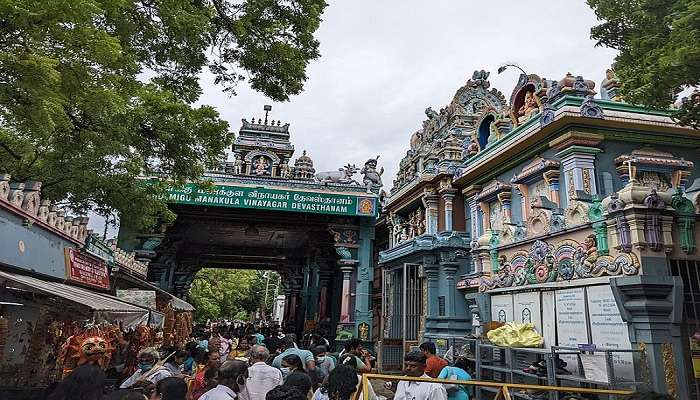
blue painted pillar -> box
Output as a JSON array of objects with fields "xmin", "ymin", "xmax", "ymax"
[
  {"xmin": 354, "ymin": 218, "xmax": 375, "ymax": 341},
  {"xmin": 424, "ymin": 256, "xmax": 439, "ymax": 318},
  {"xmin": 307, "ymin": 262, "xmax": 320, "ymax": 321}
]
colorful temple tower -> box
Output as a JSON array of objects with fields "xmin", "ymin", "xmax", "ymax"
[{"xmin": 376, "ymin": 69, "xmax": 699, "ymax": 398}]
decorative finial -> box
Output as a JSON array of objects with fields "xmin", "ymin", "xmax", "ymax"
[{"xmin": 264, "ymin": 104, "xmax": 272, "ymax": 125}]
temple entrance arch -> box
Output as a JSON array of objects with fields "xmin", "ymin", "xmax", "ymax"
[{"xmin": 119, "ymin": 110, "xmax": 381, "ymax": 341}]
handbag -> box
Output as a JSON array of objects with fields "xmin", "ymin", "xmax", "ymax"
[{"xmin": 442, "ymin": 367, "xmax": 462, "ymax": 394}]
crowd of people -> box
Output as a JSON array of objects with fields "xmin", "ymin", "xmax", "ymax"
[{"xmin": 44, "ymin": 321, "xmax": 392, "ymax": 400}]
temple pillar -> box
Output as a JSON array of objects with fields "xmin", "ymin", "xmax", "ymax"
[
  {"xmin": 354, "ymin": 220, "xmax": 374, "ymax": 341},
  {"xmin": 306, "ymin": 262, "xmax": 320, "ymax": 323},
  {"xmin": 318, "ymin": 271, "xmax": 332, "ymax": 320},
  {"xmin": 336, "ymin": 245, "xmax": 358, "ymax": 325},
  {"xmin": 424, "ymin": 258, "xmax": 439, "ymax": 318},
  {"xmin": 422, "ymin": 187, "xmax": 440, "ymax": 234},
  {"xmin": 611, "ymin": 276, "xmax": 689, "ymax": 398},
  {"xmin": 299, "ymin": 264, "xmax": 310, "ymax": 327},
  {"xmin": 441, "ymin": 261, "xmax": 458, "ymax": 317},
  {"xmin": 543, "ymin": 170, "xmax": 561, "ymax": 207},
  {"xmin": 552, "ymin": 135, "xmax": 603, "ymax": 208},
  {"xmin": 441, "ymin": 188, "xmax": 457, "ymax": 231}
]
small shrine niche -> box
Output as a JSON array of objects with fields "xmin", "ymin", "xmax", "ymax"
[
  {"xmin": 614, "ymin": 147, "xmax": 693, "ymax": 190},
  {"xmin": 474, "ymin": 180, "xmax": 513, "ymax": 243},
  {"xmin": 508, "ymin": 74, "xmax": 547, "ymax": 126},
  {"xmin": 510, "ymin": 156, "xmax": 562, "ymax": 236}
]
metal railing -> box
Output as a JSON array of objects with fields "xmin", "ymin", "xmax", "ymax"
[{"xmin": 359, "ymin": 373, "xmax": 634, "ymax": 400}]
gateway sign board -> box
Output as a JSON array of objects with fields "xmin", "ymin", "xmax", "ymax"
[
  {"xmin": 64, "ymin": 248, "xmax": 110, "ymax": 290},
  {"xmin": 166, "ymin": 184, "xmax": 377, "ymax": 217}
]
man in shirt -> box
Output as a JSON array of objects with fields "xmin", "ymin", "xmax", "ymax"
[
  {"xmin": 343, "ymin": 338, "xmax": 372, "ymax": 373},
  {"xmin": 395, "ymin": 351, "xmax": 448, "ymax": 400},
  {"xmin": 120, "ymin": 347, "xmax": 172, "ymax": 388},
  {"xmin": 200, "ymin": 360, "xmax": 248, "ymax": 400},
  {"xmin": 247, "ymin": 345, "xmax": 283, "ymax": 400},
  {"xmin": 271, "ymin": 336, "xmax": 316, "ymax": 372},
  {"xmin": 419, "ymin": 342, "xmax": 448, "ymax": 378}
]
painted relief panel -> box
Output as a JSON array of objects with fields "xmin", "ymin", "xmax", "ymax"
[
  {"xmin": 528, "ymin": 179, "xmax": 549, "ymax": 201},
  {"xmin": 489, "ymin": 201, "xmax": 503, "ymax": 231}
]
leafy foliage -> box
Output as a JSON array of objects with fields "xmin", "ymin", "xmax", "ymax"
[
  {"xmin": 188, "ymin": 268, "xmax": 278, "ymax": 323},
  {"xmin": 0, "ymin": 0, "xmax": 328, "ymax": 228},
  {"xmin": 588, "ymin": 0, "xmax": 700, "ymax": 128}
]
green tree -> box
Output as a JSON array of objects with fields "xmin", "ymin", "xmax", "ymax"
[
  {"xmin": 588, "ymin": 0, "xmax": 700, "ymax": 128},
  {"xmin": 188, "ymin": 268, "xmax": 277, "ymax": 323},
  {"xmin": 0, "ymin": 0, "xmax": 328, "ymax": 228}
]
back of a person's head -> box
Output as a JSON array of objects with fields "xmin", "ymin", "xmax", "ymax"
[
  {"xmin": 155, "ymin": 377, "xmax": 187, "ymax": 400},
  {"xmin": 218, "ymin": 360, "xmax": 248, "ymax": 383},
  {"xmin": 100, "ymin": 389, "xmax": 146, "ymax": 400},
  {"xmin": 284, "ymin": 372, "xmax": 312, "ymax": 397},
  {"xmin": 419, "ymin": 341, "xmax": 436, "ymax": 355},
  {"xmin": 280, "ymin": 335, "xmax": 295, "ymax": 350},
  {"xmin": 283, "ymin": 354, "xmax": 304, "ymax": 370},
  {"xmin": 405, "ymin": 350, "xmax": 427, "ymax": 364},
  {"xmin": 325, "ymin": 365, "xmax": 359, "ymax": 400},
  {"xmin": 338, "ymin": 354, "xmax": 359, "ymax": 369},
  {"xmin": 344, "ymin": 338, "xmax": 361, "ymax": 352},
  {"xmin": 311, "ymin": 345, "xmax": 327, "ymax": 356},
  {"xmin": 266, "ymin": 385, "xmax": 307, "ymax": 400},
  {"xmin": 50, "ymin": 363, "xmax": 106, "ymax": 400}
]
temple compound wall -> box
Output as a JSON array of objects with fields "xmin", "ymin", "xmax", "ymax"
[{"xmin": 376, "ymin": 68, "xmax": 699, "ymax": 397}]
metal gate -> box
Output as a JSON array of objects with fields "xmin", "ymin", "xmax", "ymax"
[
  {"xmin": 380, "ymin": 263, "xmax": 423, "ymax": 371},
  {"xmin": 670, "ymin": 259, "xmax": 700, "ymax": 399}
]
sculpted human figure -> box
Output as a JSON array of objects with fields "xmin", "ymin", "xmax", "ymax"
[
  {"xmin": 361, "ymin": 156, "xmax": 384, "ymax": 193},
  {"xmin": 233, "ymin": 154, "xmax": 243, "ymax": 174},
  {"xmin": 518, "ymin": 91, "xmax": 539, "ymax": 122},
  {"xmin": 279, "ymin": 159, "xmax": 290, "ymax": 178},
  {"xmin": 467, "ymin": 139, "xmax": 479, "ymax": 156}
]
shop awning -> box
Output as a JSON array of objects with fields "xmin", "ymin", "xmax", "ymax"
[
  {"xmin": 170, "ymin": 294, "xmax": 195, "ymax": 311},
  {"xmin": 0, "ymin": 270, "xmax": 151, "ymax": 328}
]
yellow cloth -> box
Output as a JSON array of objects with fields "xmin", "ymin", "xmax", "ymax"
[{"xmin": 486, "ymin": 323, "xmax": 543, "ymax": 348}]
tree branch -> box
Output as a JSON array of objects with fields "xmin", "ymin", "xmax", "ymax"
[{"xmin": 0, "ymin": 141, "xmax": 21, "ymax": 160}]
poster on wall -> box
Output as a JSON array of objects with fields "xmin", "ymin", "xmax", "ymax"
[
  {"xmin": 586, "ymin": 285, "xmax": 635, "ymax": 381},
  {"xmin": 514, "ymin": 292, "xmax": 542, "ymax": 334},
  {"xmin": 541, "ymin": 291, "xmax": 557, "ymax": 349},
  {"xmin": 490, "ymin": 294, "xmax": 514, "ymax": 323},
  {"xmin": 556, "ymin": 287, "xmax": 589, "ymax": 373}
]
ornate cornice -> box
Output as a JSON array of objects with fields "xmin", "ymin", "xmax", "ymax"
[{"xmin": 378, "ymin": 231, "xmax": 471, "ymax": 265}]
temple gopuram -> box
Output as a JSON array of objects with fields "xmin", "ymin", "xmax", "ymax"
[
  {"xmin": 119, "ymin": 110, "xmax": 381, "ymax": 343},
  {"xmin": 375, "ymin": 69, "xmax": 699, "ymax": 398}
]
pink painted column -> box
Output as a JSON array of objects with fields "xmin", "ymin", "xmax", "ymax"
[{"xmin": 340, "ymin": 264, "xmax": 354, "ymax": 322}]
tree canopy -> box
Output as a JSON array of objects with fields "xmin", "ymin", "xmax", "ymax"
[
  {"xmin": 0, "ymin": 0, "xmax": 328, "ymax": 228},
  {"xmin": 588, "ymin": 0, "xmax": 700, "ymax": 128},
  {"xmin": 189, "ymin": 268, "xmax": 278, "ymax": 323}
]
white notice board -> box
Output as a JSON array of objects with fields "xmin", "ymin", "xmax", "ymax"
[
  {"xmin": 541, "ymin": 290, "xmax": 557, "ymax": 349},
  {"xmin": 586, "ymin": 285, "xmax": 635, "ymax": 381},
  {"xmin": 490, "ymin": 294, "xmax": 514, "ymax": 323},
  {"xmin": 556, "ymin": 287, "xmax": 589, "ymax": 373},
  {"xmin": 514, "ymin": 291, "xmax": 542, "ymax": 334}
]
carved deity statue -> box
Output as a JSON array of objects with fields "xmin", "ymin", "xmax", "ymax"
[
  {"xmin": 467, "ymin": 139, "xmax": 479, "ymax": 156},
  {"xmin": 518, "ymin": 91, "xmax": 540, "ymax": 122},
  {"xmin": 232, "ymin": 154, "xmax": 243, "ymax": 175},
  {"xmin": 361, "ymin": 156, "xmax": 384, "ymax": 193},
  {"xmin": 253, "ymin": 156, "xmax": 270, "ymax": 175},
  {"xmin": 415, "ymin": 208, "xmax": 426, "ymax": 235},
  {"xmin": 279, "ymin": 159, "xmax": 290, "ymax": 178},
  {"xmin": 582, "ymin": 234, "xmax": 598, "ymax": 268}
]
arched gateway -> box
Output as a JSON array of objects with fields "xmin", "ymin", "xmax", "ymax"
[{"xmin": 118, "ymin": 110, "xmax": 380, "ymax": 340}]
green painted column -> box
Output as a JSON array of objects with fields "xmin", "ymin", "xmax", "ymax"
[
  {"xmin": 306, "ymin": 262, "xmax": 320, "ymax": 322},
  {"xmin": 299, "ymin": 265, "xmax": 310, "ymax": 329},
  {"xmin": 354, "ymin": 218, "xmax": 375, "ymax": 341}
]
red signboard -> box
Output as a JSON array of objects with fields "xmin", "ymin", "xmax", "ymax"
[{"xmin": 64, "ymin": 248, "xmax": 110, "ymax": 290}]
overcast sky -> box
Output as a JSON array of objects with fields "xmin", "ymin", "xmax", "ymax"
[{"xmin": 91, "ymin": 0, "xmax": 618, "ymax": 237}]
